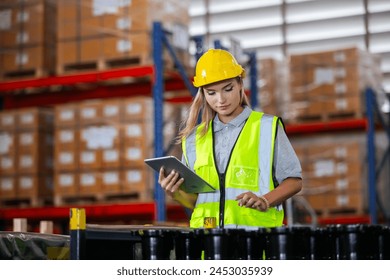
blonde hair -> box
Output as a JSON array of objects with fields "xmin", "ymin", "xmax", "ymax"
[{"xmin": 176, "ymin": 77, "xmax": 250, "ymax": 143}]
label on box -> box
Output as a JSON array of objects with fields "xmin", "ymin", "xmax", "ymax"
[
  {"xmin": 16, "ymin": 31, "xmax": 29, "ymax": 44},
  {"xmin": 103, "ymin": 105, "xmax": 119, "ymax": 117},
  {"xmin": 59, "ymin": 174, "xmax": 74, "ymax": 187},
  {"xmin": 103, "ymin": 172, "xmax": 119, "ymax": 184},
  {"xmin": 335, "ymin": 98, "xmax": 348, "ymax": 110},
  {"xmin": 335, "ymin": 147, "xmax": 347, "ymax": 158},
  {"xmin": 117, "ymin": 17, "xmax": 131, "ymax": 29},
  {"xmin": 334, "ymin": 67, "xmax": 346, "ymax": 78},
  {"xmin": 126, "ymin": 103, "xmax": 142, "ymax": 115},
  {"xmin": 93, "ymin": 0, "xmax": 121, "ymax": 16},
  {"xmin": 1, "ymin": 157, "xmax": 13, "ymax": 169},
  {"xmin": 82, "ymin": 126, "xmax": 117, "ymax": 149},
  {"xmin": 126, "ymin": 147, "xmax": 141, "ymax": 160},
  {"xmin": 314, "ymin": 159, "xmax": 335, "ymax": 177},
  {"xmin": 0, "ymin": 10, "xmax": 11, "ymax": 30},
  {"xmin": 1, "ymin": 114, "xmax": 14, "ymax": 126},
  {"xmin": 15, "ymin": 52, "xmax": 28, "ymax": 65},
  {"xmin": 20, "ymin": 155, "xmax": 33, "ymax": 168},
  {"xmin": 81, "ymin": 108, "xmax": 97, "ymax": 119},
  {"xmin": 20, "ymin": 113, "xmax": 34, "ymax": 125},
  {"xmin": 80, "ymin": 174, "xmax": 95, "ymax": 186},
  {"xmin": 103, "ymin": 149, "xmax": 118, "ymax": 162},
  {"xmin": 81, "ymin": 151, "xmax": 96, "ymax": 163},
  {"xmin": 20, "ymin": 132, "xmax": 33, "ymax": 146},
  {"xmin": 60, "ymin": 152, "xmax": 74, "ymax": 164},
  {"xmin": 337, "ymin": 194, "xmax": 349, "ymax": 206},
  {"xmin": 336, "ymin": 179, "xmax": 348, "ymax": 191},
  {"xmin": 126, "ymin": 124, "xmax": 142, "ymax": 137},
  {"xmin": 117, "ymin": 39, "xmax": 132, "ymax": 52},
  {"xmin": 126, "ymin": 170, "xmax": 141, "ymax": 183},
  {"xmin": 314, "ymin": 68, "xmax": 334, "ymax": 85},
  {"xmin": 20, "ymin": 177, "xmax": 33, "ymax": 189},
  {"xmin": 60, "ymin": 110, "xmax": 75, "ymax": 121},
  {"xmin": 60, "ymin": 130, "xmax": 74, "ymax": 143},
  {"xmin": 0, "ymin": 133, "xmax": 12, "ymax": 154},
  {"xmin": 0, "ymin": 178, "xmax": 13, "ymax": 190},
  {"xmin": 335, "ymin": 83, "xmax": 347, "ymax": 94},
  {"xmin": 336, "ymin": 162, "xmax": 348, "ymax": 174},
  {"xmin": 16, "ymin": 11, "xmax": 29, "ymax": 23}
]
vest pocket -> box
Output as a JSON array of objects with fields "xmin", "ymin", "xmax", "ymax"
[
  {"xmin": 194, "ymin": 156, "xmax": 214, "ymax": 184},
  {"xmin": 229, "ymin": 165, "xmax": 258, "ymax": 191}
]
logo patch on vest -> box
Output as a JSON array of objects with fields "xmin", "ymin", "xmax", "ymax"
[{"xmin": 231, "ymin": 166, "xmax": 258, "ymax": 189}]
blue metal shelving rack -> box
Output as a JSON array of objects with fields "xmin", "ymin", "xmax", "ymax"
[
  {"xmin": 365, "ymin": 87, "xmax": 390, "ymax": 224},
  {"xmin": 152, "ymin": 22, "xmax": 196, "ymax": 222}
]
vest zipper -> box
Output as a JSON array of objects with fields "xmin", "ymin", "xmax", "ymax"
[{"xmin": 219, "ymin": 173, "xmax": 226, "ymax": 228}]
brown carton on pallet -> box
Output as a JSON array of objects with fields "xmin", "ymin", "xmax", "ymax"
[
  {"xmin": 54, "ymin": 171, "xmax": 79, "ymax": 197},
  {"xmin": 16, "ymin": 173, "xmax": 53, "ymax": 205},
  {"xmin": 0, "ymin": 175, "xmax": 17, "ymax": 199},
  {"xmin": 54, "ymin": 103, "xmax": 79, "ymax": 128},
  {"xmin": 0, "ymin": 0, "xmax": 57, "ymax": 80}
]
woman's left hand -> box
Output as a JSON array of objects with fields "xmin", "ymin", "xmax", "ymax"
[{"xmin": 236, "ymin": 192, "xmax": 268, "ymax": 211}]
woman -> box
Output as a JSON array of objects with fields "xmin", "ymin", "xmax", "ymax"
[{"xmin": 159, "ymin": 49, "xmax": 302, "ymax": 229}]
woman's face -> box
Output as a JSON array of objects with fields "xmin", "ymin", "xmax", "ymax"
[{"xmin": 203, "ymin": 78, "xmax": 244, "ymax": 123}]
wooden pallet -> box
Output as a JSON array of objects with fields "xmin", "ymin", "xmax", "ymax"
[
  {"xmin": 0, "ymin": 67, "xmax": 49, "ymax": 81},
  {"xmin": 289, "ymin": 111, "xmax": 364, "ymax": 124},
  {"xmin": 314, "ymin": 206, "xmax": 366, "ymax": 218},
  {"xmin": 56, "ymin": 54, "xmax": 151, "ymax": 76},
  {"xmin": 0, "ymin": 196, "xmax": 52, "ymax": 208}
]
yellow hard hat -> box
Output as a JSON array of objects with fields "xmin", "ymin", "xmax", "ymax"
[{"xmin": 193, "ymin": 49, "xmax": 245, "ymax": 87}]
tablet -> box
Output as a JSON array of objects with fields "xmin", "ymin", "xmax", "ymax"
[{"xmin": 144, "ymin": 156, "xmax": 216, "ymax": 193}]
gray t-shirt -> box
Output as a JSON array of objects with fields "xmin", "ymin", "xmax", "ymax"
[{"xmin": 182, "ymin": 106, "xmax": 302, "ymax": 186}]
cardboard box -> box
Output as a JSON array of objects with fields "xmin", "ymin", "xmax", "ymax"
[
  {"xmin": 16, "ymin": 107, "xmax": 54, "ymax": 130},
  {"xmin": 54, "ymin": 171, "xmax": 79, "ymax": 196},
  {"xmin": 0, "ymin": 175, "xmax": 17, "ymax": 199},
  {"xmin": 17, "ymin": 173, "xmax": 53, "ymax": 200},
  {"xmin": 54, "ymin": 103, "xmax": 79, "ymax": 128},
  {"xmin": 122, "ymin": 96, "xmax": 153, "ymax": 122},
  {"xmin": 101, "ymin": 169, "xmax": 122, "ymax": 194},
  {"xmin": 78, "ymin": 170, "xmax": 102, "ymax": 195},
  {"xmin": 122, "ymin": 167, "xmax": 153, "ymax": 200},
  {"xmin": 0, "ymin": 110, "xmax": 17, "ymax": 130}
]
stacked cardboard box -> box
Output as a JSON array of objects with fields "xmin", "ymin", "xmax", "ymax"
[
  {"xmin": 292, "ymin": 133, "xmax": 369, "ymax": 215},
  {"xmin": 56, "ymin": 0, "xmax": 191, "ymax": 74},
  {"xmin": 286, "ymin": 47, "xmax": 383, "ymax": 122},
  {"xmin": 0, "ymin": 107, "xmax": 54, "ymax": 206},
  {"xmin": 53, "ymin": 96, "xmax": 158, "ymax": 205},
  {"xmin": 0, "ymin": 0, "xmax": 56, "ymax": 80},
  {"xmin": 257, "ymin": 58, "xmax": 288, "ymax": 116}
]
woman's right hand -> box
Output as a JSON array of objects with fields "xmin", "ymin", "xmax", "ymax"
[{"xmin": 158, "ymin": 167, "xmax": 184, "ymax": 197}]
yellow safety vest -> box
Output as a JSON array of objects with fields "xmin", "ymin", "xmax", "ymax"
[{"xmin": 182, "ymin": 111, "xmax": 284, "ymax": 229}]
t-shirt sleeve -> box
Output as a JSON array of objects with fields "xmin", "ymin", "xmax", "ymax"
[{"xmin": 273, "ymin": 123, "xmax": 302, "ymax": 185}]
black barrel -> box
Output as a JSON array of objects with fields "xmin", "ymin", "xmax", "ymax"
[
  {"xmin": 138, "ymin": 229, "xmax": 174, "ymax": 260},
  {"xmin": 312, "ymin": 226, "xmax": 338, "ymax": 260},
  {"xmin": 265, "ymin": 226, "xmax": 312, "ymax": 260},
  {"xmin": 331, "ymin": 224, "xmax": 381, "ymax": 260},
  {"xmin": 174, "ymin": 229, "xmax": 203, "ymax": 260},
  {"xmin": 197, "ymin": 228, "xmax": 238, "ymax": 260},
  {"xmin": 379, "ymin": 226, "xmax": 390, "ymax": 260},
  {"xmin": 235, "ymin": 228, "xmax": 267, "ymax": 260}
]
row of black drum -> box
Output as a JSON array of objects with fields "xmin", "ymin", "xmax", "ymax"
[{"xmin": 83, "ymin": 224, "xmax": 390, "ymax": 260}]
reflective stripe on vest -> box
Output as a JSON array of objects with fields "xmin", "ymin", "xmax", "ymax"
[{"xmin": 182, "ymin": 111, "xmax": 283, "ymax": 228}]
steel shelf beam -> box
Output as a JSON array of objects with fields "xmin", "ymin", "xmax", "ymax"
[
  {"xmin": 285, "ymin": 118, "xmax": 368, "ymax": 135},
  {"xmin": 0, "ymin": 203, "xmax": 187, "ymax": 223},
  {"xmin": 0, "ymin": 66, "xmax": 154, "ymax": 93}
]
